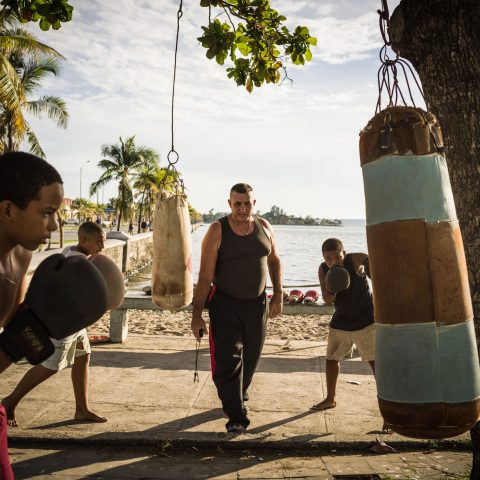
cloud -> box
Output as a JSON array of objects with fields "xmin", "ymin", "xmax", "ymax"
[{"xmin": 23, "ymin": 0, "xmax": 398, "ymax": 218}]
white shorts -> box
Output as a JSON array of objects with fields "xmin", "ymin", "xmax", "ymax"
[
  {"xmin": 41, "ymin": 329, "xmax": 91, "ymax": 371},
  {"xmin": 326, "ymin": 323, "xmax": 375, "ymax": 362}
]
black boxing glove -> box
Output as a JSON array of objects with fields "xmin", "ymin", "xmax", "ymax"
[
  {"xmin": 0, "ymin": 308, "xmax": 54, "ymax": 364},
  {"xmin": 0, "ymin": 254, "xmax": 108, "ymax": 364}
]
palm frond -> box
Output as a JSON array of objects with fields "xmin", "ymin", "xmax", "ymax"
[
  {"xmin": 98, "ymin": 158, "xmax": 120, "ymax": 171},
  {"xmin": 25, "ymin": 95, "xmax": 68, "ymax": 128},
  {"xmin": 24, "ymin": 122, "xmax": 45, "ymax": 158},
  {"xmin": 0, "ymin": 53, "xmax": 26, "ymax": 118},
  {"xmin": 89, "ymin": 173, "xmax": 114, "ymax": 196},
  {"xmin": 21, "ymin": 57, "xmax": 60, "ymax": 93},
  {"xmin": 0, "ymin": 28, "xmax": 65, "ymax": 59},
  {"xmin": 100, "ymin": 144, "xmax": 123, "ymax": 162}
]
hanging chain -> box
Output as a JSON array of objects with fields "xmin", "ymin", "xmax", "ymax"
[
  {"xmin": 193, "ymin": 328, "xmax": 204, "ymax": 382},
  {"xmin": 377, "ymin": 0, "xmax": 391, "ymax": 46},
  {"xmin": 163, "ymin": 0, "xmax": 184, "ymax": 191},
  {"xmin": 375, "ymin": 0, "xmax": 427, "ymax": 113}
]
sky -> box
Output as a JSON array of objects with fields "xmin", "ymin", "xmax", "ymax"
[{"xmin": 26, "ymin": 0, "xmax": 410, "ymax": 219}]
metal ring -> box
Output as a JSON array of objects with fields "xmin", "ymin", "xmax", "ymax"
[{"xmin": 167, "ymin": 150, "xmax": 180, "ymax": 165}]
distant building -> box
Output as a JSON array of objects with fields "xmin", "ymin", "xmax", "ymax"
[{"xmin": 62, "ymin": 198, "xmax": 74, "ymax": 220}]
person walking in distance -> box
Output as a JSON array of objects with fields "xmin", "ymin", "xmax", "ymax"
[{"xmin": 191, "ymin": 183, "xmax": 283, "ymax": 434}]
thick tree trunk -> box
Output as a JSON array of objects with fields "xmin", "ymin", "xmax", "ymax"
[
  {"xmin": 390, "ymin": 1, "xmax": 480, "ymax": 477},
  {"xmin": 117, "ymin": 185, "xmax": 125, "ymax": 232},
  {"xmin": 137, "ymin": 189, "xmax": 146, "ymax": 234}
]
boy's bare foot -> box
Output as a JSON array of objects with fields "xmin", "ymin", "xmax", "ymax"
[
  {"xmin": 1, "ymin": 397, "xmax": 18, "ymax": 427},
  {"xmin": 74, "ymin": 409, "xmax": 107, "ymax": 423},
  {"xmin": 310, "ymin": 399, "xmax": 336, "ymax": 411}
]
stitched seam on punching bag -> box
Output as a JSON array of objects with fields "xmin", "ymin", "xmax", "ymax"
[
  {"xmin": 425, "ymin": 222, "xmax": 438, "ymax": 326},
  {"xmin": 425, "ymin": 218, "xmax": 443, "ymax": 401}
]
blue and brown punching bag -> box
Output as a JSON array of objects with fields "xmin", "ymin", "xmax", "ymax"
[{"xmin": 360, "ymin": 106, "xmax": 480, "ymax": 438}]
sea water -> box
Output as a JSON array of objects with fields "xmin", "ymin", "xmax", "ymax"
[{"xmin": 128, "ymin": 219, "xmax": 367, "ymax": 291}]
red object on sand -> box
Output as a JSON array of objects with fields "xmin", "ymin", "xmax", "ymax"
[
  {"xmin": 303, "ymin": 290, "xmax": 319, "ymax": 304},
  {"xmin": 88, "ymin": 335, "xmax": 110, "ymax": 344},
  {"xmin": 287, "ymin": 289, "xmax": 304, "ymax": 304}
]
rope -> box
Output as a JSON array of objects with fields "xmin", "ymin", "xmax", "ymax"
[
  {"xmin": 375, "ymin": 0, "xmax": 427, "ymax": 113},
  {"xmin": 163, "ymin": 0, "xmax": 184, "ymax": 192}
]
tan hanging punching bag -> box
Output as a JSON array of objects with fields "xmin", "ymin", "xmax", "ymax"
[
  {"xmin": 360, "ymin": 106, "xmax": 480, "ymax": 439},
  {"xmin": 151, "ymin": 188, "xmax": 193, "ymax": 309}
]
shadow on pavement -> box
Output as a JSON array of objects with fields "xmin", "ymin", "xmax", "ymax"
[{"xmin": 91, "ymin": 349, "xmax": 374, "ymax": 375}]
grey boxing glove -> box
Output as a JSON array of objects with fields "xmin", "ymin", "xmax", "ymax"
[
  {"xmin": 0, "ymin": 254, "xmax": 108, "ymax": 364},
  {"xmin": 325, "ymin": 265, "xmax": 351, "ymax": 294}
]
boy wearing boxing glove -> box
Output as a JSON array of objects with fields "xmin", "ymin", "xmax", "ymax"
[
  {"xmin": 311, "ymin": 238, "xmax": 375, "ymax": 413},
  {"xmin": 2, "ymin": 221, "xmax": 109, "ymax": 427},
  {"xmin": 0, "ymin": 152, "xmax": 108, "ymax": 478}
]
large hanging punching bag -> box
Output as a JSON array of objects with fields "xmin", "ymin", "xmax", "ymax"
[
  {"xmin": 151, "ymin": 188, "xmax": 193, "ymax": 309},
  {"xmin": 360, "ymin": 105, "xmax": 480, "ymax": 439}
]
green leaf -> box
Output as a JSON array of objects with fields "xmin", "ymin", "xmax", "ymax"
[
  {"xmin": 216, "ymin": 49, "xmax": 227, "ymax": 65},
  {"xmin": 236, "ymin": 43, "xmax": 250, "ymax": 55},
  {"xmin": 39, "ymin": 18, "xmax": 51, "ymax": 30}
]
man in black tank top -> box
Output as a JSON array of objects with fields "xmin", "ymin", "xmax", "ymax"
[
  {"xmin": 311, "ymin": 238, "xmax": 377, "ymax": 415},
  {"xmin": 191, "ymin": 183, "xmax": 283, "ymax": 434}
]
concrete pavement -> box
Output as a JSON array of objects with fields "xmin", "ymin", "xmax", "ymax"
[
  {"xmin": 9, "ymin": 444, "xmax": 472, "ymax": 479},
  {"xmin": 0, "ymin": 335, "xmax": 472, "ymax": 478}
]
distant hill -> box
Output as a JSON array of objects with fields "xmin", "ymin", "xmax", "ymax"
[{"xmin": 201, "ymin": 206, "xmax": 344, "ymax": 226}]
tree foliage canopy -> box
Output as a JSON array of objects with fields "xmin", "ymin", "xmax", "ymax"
[
  {"xmin": 0, "ymin": 0, "xmax": 73, "ymax": 30},
  {"xmin": 198, "ymin": 0, "xmax": 316, "ymax": 92}
]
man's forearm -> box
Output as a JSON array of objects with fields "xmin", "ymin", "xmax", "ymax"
[
  {"xmin": 268, "ymin": 258, "xmax": 282, "ymax": 293},
  {"xmin": 192, "ymin": 277, "xmax": 212, "ymax": 317}
]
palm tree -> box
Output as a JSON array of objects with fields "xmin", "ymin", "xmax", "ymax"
[
  {"xmin": 131, "ymin": 156, "xmax": 180, "ymax": 233},
  {"xmin": 0, "ymin": 15, "xmax": 66, "ymax": 155},
  {"xmin": 0, "ymin": 55, "xmax": 68, "ymax": 155},
  {"xmin": 90, "ymin": 136, "xmax": 159, "ymax": 231},
  {"xmin": 132, "ymin": 159, "xmax": 160, "ymax": 233},
  {"xmin": 71, "ymin": 198, "xmax": 97, "ymax": 222}
]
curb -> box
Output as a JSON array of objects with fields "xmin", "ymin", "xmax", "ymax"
[{"xmin": 7, "ymin": 434, "xmax": 471, "ymax": 454}]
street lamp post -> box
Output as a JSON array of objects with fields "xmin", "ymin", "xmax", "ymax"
[
  {"xmin": 79, "ymin": 160, "xmax": 91, "ymax": 200},
  {"xmin": 79, "ymin": 160, "xmax": 91, "ymax": 221}
]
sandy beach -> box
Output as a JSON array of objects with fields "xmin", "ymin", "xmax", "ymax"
[{"xmin": 89, "ymin": 310, "xmax": 332, "ymax": 342}]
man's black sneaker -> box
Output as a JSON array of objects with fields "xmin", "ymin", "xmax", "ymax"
[
  {"xmin": 227, "ymin": 423, "xmax": 246, "ymax": 434},
  {"xmin": 242, "ymin": 391, "xmax": 249, "ymax": 402}
]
